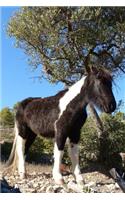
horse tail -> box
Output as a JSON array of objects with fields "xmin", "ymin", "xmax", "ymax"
[
  {"xmin": 5, "ymin": 121, "xmax": 18, "ymax": 168},
  {"xmin": 5, "ymin": 99, "xmax": 30, "ymax": 168}
]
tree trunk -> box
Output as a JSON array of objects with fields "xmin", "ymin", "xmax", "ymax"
[
  {"xmin": 88, "ymin": 103, "xmax": 103, "ymax": 136},
  {"xmin": 88, "ymin": 103, "xmax": 108, "ymax": 163}
]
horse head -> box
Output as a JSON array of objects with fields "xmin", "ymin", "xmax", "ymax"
[{"xmin": 86, "ymin": 67, "xmax": 116, "ymax": 113}]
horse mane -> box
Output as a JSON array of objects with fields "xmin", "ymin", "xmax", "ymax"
[{"xmin": 90, "ymin": 67, "xmax": 113, "ymax": 82}]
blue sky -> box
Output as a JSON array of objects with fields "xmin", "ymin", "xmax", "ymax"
[
  {"xmin": 1, "ymin": 7, "xmax": 125, "ymax": 112},
  {"xmin": 1, "ymin": 7, "xmax": 63, "ymax": 109}
]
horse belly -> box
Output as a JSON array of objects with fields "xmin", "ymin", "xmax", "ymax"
[{"xmin": 26, "ymin": 111, "xmax": 57, "ymax": 138}]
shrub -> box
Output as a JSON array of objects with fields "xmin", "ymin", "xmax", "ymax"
[
  {"xmin": 79, "ymin": 117, "xmax": 99, "ymax": 167},
  {"xmin": 100, "ymin": 113, "xmax": 125, "ymax": 167},
  {"xmin": 27, "ymin": 136, "xmax": 54, "ymax": 164},
  {"xmin": 79, "ymin": 113, "xmax": 125, "ymax": 168}
]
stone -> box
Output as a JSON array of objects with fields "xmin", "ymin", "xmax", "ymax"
[
  {"xmin": 46, "ymin": 185, "xmax": 54, "ymax": 193},
  {"xmin": 67, "ymin": 181, "xmax": 84, "ymax": 193},
  {"xmin": 115, "ymin": 183, "xmax": 120, "ymax": 189},
  {"xmin": 85, "ymin": 181, "xmax": 96, "ymax": 187}
]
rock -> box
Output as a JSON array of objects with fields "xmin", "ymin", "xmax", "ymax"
[
  {"xmin": 115, "ymin": 183, "xmax": 120, "ymax": 189},
  {"xmin": 0, "ymin": 178, "xmax": 21, "ymax": 193},
  {"xmin": 106, "ymin": 183, "xmax": 115, "ymax": 190},
  {"xmin": 53, "ymin": 186, "xmax": 64, "ymax": 193},
  {"xmin": 39, "ymin": 185, "xmax": 47, "ymax": 192},
  {"xmin": 67, "ymin": 181, "xmax": 84, "ymax": 193},
  {"xmin": 46, "ymin": 185, "xmax": 54, "ymax": 193},
  {"xmin": 85, "ymin": 181, "xmax": 96, "ymax": 187},
  {"xmin": 33, "ymin": 182, "xmax": 39, "ymax": 188}
]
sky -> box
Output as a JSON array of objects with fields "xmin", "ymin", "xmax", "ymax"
[
  {"xmin": 1, "ymin": 7, "xmax": 125, "ymax": 113},
  {"xmin": 1, "ymin": 7, "xmax": 64, "ymax": 109}
]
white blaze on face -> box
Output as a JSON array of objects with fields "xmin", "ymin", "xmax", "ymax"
[{"xmin": 59, "ymin": 76, "xmax": 86, "ymax": 117}]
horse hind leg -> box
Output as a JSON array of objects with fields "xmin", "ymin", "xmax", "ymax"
[
  {"xmin": 25, "ymin": 130, "xmax": 36, "ymax": 156},
  {"xmin": 16, "ymin": 134, "xmax": 26, "ymax": 179},
  {"xmin": 15, "ymin": 127, "xmax": 36, "ymax": 179}
]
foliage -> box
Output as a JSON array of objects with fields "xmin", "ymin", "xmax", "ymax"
[
  {"xmin": 0, "ymin": 103, "xmax": 20, "ymax": 128},
  {"xmin": 7, "ymin": 7, "xmax": 125, "ymax": 85},
  {"xmin": 12, "ymin": 102, "xmax": 20, "ymax": 116},
  {"xmin": 0, "ymin": 107, "xmax": 14, "ymax": 128},
  {"xmin": 26, "ymin": 136, "xmax": 54, "ymax": 164},
  {"xmin": 100, "ymin": 113, "xmax": 125, "ymax": 167},
  {"xmin": 79, "ymin": 112, "xmax": 125, "ymax": 168},
  {"xmin": 79, "ymin": 117, "xmax": 99, "ymax": 165},
  {"xmin": 115, "ymin": 111, "xmax": 125, "ymax": 120}
]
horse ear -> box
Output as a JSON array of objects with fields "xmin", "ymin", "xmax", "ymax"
[
  {"xmin": 90, "ymin": 66, "xmax": 98, "ymax": 74},
  {"xmin": 86, "ymin": 66, "xmax": 101, "ymax": 77},
  {"xmin": 90, "ymin": 66, "xmax": 102, "ymax": 78},
  {"xmin": 85, "ymin": 66, "xmax": 91, "ymax": 74}
]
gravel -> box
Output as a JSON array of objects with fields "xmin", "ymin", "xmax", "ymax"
[{"xmin": 0, "ymin": 163, "xmax": 123, "ymax": 193}]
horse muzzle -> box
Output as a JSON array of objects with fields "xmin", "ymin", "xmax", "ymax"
[{"xmin": 104, "ymin": 100, "xmax": 116, "ymax": 114}]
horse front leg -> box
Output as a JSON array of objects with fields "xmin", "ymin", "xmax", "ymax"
[
  {"xmin": 68, "ymin": 142, "xmax": 84, "ymax": 184},
  {"xmin": 52, "ymin": 142, "xmax": 64, "ymax": 184}
]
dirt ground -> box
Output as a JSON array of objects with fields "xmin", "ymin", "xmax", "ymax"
[{"xmin": 0, "ymin": 162, "xmax": 123, "ymax": 193}]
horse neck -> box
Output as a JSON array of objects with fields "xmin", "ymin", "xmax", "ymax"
[
  {"xmin": 71, "ymin": 83, "xmax": 89, "ymax": 112},
  {"xmin": 59, "ymin": 76, "xmax": 88, "ymax": 116}
]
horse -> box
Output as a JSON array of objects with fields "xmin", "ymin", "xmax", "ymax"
[{"xmin": 6, "ymin": 67, "xmax": 116, "ymax": 185}]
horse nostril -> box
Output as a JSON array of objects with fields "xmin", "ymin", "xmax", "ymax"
[{"xmin": 110, "ymin": 102, "xmax": 116, "ymax": 112}]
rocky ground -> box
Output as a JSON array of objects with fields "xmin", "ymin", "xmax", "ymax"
[{"xmin": 0, "ymin": 163, "xmax": 123, "ymax": 193}]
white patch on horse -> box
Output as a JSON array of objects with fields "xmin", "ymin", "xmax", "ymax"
[
  {"xmin": 53, "ymin": 143, "xmax": 64, "ymax": 183},
  {"xmin": 16, "ymin": 135, "xmax": 26, "ymax": 179},
  {"xmin": 59, "ymin": 76, "xmax": 86, "ymax": 118},
  {"xmin": 68, "ymin": 142, "xmax": 83, "ymax": 183}
]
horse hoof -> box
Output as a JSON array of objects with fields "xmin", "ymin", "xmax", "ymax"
[{"xmin": 55, "ymin": 178, "xmax": 64, "ymax": 185}]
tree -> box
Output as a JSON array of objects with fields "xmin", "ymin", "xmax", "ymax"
[
  {"xmin": 7, "ymin": 7, "xmax": 125, "ymax": 84},
  {"xmin": 0, "ymin": 107, "xmax": 14, "ymax": 128},
  {"xmin": 12, "ymin": 102, "xmax": 20, "ymax": 116},
  {"xmin": 115, "ymin": 112, "xmax": 125, "ymax": 121}
]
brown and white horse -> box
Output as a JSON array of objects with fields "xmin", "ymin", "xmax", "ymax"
[{"xmin": 6, "ymin": 67, "xmax": 116, "ymax": 185}]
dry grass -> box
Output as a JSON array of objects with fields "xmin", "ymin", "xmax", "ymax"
[
  {"xmin": 26, "ymin": 163, "xmax": 52, "ymax": 173},
  {"xmin": 0, "ymin": 161, "xmax": 52, "ymax": 178}
]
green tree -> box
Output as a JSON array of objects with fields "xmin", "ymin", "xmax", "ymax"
[
  {"xmin": 0, "ymin": 107, "xmax": 14, "ymax": 127},
  {"xmin": 115, "ymin": 111, "xmax": 125, "ymax": 121},
  {"xmin": 12, "ymin": 102, "xmax": 20, "ymax": 116},
  {"xmin": 7, "ymin": 7, "xmax": 125, "ymax": 84},
  {"xmin": 100, "ymin": 113, "xmax": 125, "ymax": 167}
]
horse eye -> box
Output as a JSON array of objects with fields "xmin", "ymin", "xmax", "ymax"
[
  {"xmin": 103, "ymin": 80, "xmax": 112, "ymax": 88},
  {"xmin": 96, "ymin": 71, "xmax": 104, "ymax": 80},
  {"xmin": 96, "ymin": 73, "xmax": 100, "ymax": 79}
]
